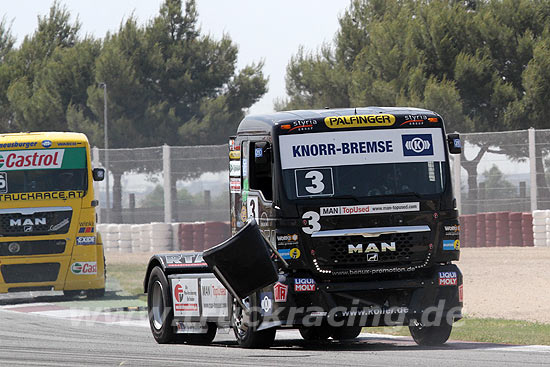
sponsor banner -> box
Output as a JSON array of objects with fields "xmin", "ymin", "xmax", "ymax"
[
  {"xmin": 229, "ymin": 160, "xmax": 241, "ymax": 177},
  {"xmin": 230, "ymin": 178, "xmax": 241, "ymax": 193},
  {"xmin": 71, "ymin": 261, "xmax": 97, "ymax": 275},
  {"xmin": 324, "ymin": 114, "xmax": 395, "ymax": 129},
  {"xmin": 200, "ymin": 278, "xmax": 228, "ymax": 317},
  {"xmin": 172, "ymin": 278, "xmax": 200, "ymax": 317},
  {"xmin": 0, "ymin": 147, "xmax": 86, "ymax": 171},
  {"xmin": 273, "ymin": 282, "xmax": 288, "ymax": 302},
  {"xmin": 320, "ymin": 202, "xmax": 419, "ymax": 216},
  {"xmin": 443, "ymin": 239, "xmax": 460, "ymax": 251},
  {"xmin": 76, "ymin": 236, "xmax": 96, "ymax": 245},
  {"xmin": 294, "ymin": 278, "xmax": 316, "ymax": 292},
  {"xmin": 439, "ymin": 271, "xmax": 458, "ymax": 286},
  {"xmin": 279, "ymin": 128, "xmax": 445, "ymax": 170},
  {"xmin": 0, "ymin": 142, "xmax": 39, "ymax": 149},
  {"xmin": 0, "ymin": 190, "xmax": 84, "ymax": 202}
]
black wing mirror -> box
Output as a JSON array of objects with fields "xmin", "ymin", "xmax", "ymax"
[
  {"xmin": 92, "ymin": 168, "xmax": 105, "ymax": 181},
  {"xmin": 447, "ymin": 133, "xmax": 461, "ymax": 154}
]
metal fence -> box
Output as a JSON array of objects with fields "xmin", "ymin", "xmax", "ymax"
[{"xmin": 92, "ymin": 128, "xmax": 550, "ymax": 223}]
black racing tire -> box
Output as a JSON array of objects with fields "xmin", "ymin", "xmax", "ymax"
[
  {"xmin": 63, "ymin": 290, "xmax": 82, "ymax": 298},
  {"xmin": 231, "ymin": 298, "xmax": 276, "ymax": 348},
  {"xmin": 299, "ymin": 325, "xmax": 333, "ymax": 341},
  {"xmin": 331, "ymin": 326, "xmax": 363, "ymax": 341},
  {"xmin": 409, "ymin": 319, "xmax": 453, "ymax": 346},
  {"xmin": 147, "ymin": 266, "xmax": 178, "ymax": 344},
  {"xmin": 87, "ymin": 288, "xmax": 105, "ymax": 299}
]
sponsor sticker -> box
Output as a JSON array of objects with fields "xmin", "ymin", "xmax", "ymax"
[
  {"xmin": 172, "ymin": 278, "xmax": 200, "ymax": 317},
  {"xmin": 273, "ymin": 282, "xmax": 288, "ymax": 302},
  {"xmin": 230, "ymin": 177, "xmax": 241, "ymax": 193},
  {"xmin": 0, "ymin": 149, "xmax": 64, "ymax": 170},
  {"xmin": 278, "ymin": 249, "xmax": 291, "ymax": 260},
  {"xmin": 294, "ymin": 278, "xmax": 316, "ymax": 292},
  {"xmin": 443, "ymin": 239, "xmax": 460, "ymax": 251},
  {"xmin": 324, "ymin": 114, "xmax": 395, "ymax": 128},
  {"xmin": 50, "ymin": 218, "xmax": 70, "ymax": 231},
  {"xmin": 459, "ymin": 284, "xmax": 464, "ymax": 302},
  {"xmin": 402, "ymin": 134, "xmax": 434, "ymax": 156},
  {"xmin": 276, "ymin": 233, "xmax": 299, "ymax": 246},
  {"xmin": 444, "ymin": 224, "xmax": 460, "ymax": 236},
  {"xmin": 200, "ymin": 278, "xmax": 228, "ymax": 317},
  {"xmin": 229, "ymin": 151, "xmax": 241, "ymax": 160},
  {"xmin": 0, "ymin": 172, "xmax": 7, "ymax": 194},
  {"xmin": 321, "ymin": 202, "xmax": 420, "ymax": 216},
  {"xmin": 76, "ymin": 236, "xmax": 96, "ymax": 245},
  {"xmin": 78, "ymin": 226, "xmax": 95, "ymax": 233},
  {"xmin": 229, "ymin": 160, "xmax": 241, "ymax": 177},
  {"xmin": 71, "ymin": 262, "xmax": 97, "ymax": 275},
  {"xmin": 439, "ymin": 271, "xmax": 458, "ymax": 286},
  {"xmin": 290, "ymin": 248, "xmax": 301, "ymax": 259},
  {"xmin": 42, "ymin": 140, "xmax": 52, "ymax": 148},
  {"xmin": 260, "ymin": 292, "xmax": 273, "ymax": 316},
  {"xmin": 164, "ymin": 253, "xmax": 207, "ymax": 268},
  {"xmin": 0, "ymin": 190, "xmax": 84, "ymax": 202}
]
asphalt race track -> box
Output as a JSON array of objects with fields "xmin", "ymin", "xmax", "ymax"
[{"xmin": 1, "ymin": 306, "xmax": 549, "ymax": 367}]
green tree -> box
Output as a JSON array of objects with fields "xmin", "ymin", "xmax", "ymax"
[{"xmin": 279, "ymin": 0, "xmax": 550, "ymax": 210}]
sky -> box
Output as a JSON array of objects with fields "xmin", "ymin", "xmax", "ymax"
[{"xmin": 1, "ymin": 0, "xmax": 350, "ymax": 115}]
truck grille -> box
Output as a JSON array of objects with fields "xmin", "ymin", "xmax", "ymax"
[
  {"xmin": 0, "ymin": 239, "xmax": 66, "ymax": 256},
  {"xmin": 1, "ymin": 263, "xmax": 60, "ymax": 283},
  {"xmin": 310, "ymin": 232, "xmax": 431, "ymax": 275},
  {"xmin": 0, "ymin": 208, "xmax": 72, "ymax": 237}
]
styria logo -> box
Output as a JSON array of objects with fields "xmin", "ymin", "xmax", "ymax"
[{"xmin": 402, "ymin": 134, "xmax": 434, "ymax": 156}]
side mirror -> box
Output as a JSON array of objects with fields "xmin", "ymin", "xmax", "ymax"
[
  {"xmin": 447, "ymin": 133, "xmax": 461, "ymax": 154},
  {"xmin": 92, "ymin": 168, "xmax": 105, "ymax": 181}
]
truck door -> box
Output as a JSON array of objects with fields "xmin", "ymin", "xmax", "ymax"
[{"xmin": 233, "ymin": 138, "xmax": 275, "ymax": 245}]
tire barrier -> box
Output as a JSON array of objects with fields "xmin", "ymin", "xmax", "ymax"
[
  {"xmin": 179, "ymin": 223, "xmax": 195, "ymax": 251},
  {"xmin": 460, "ymin": 211, "xmax": 542, "ymax": 247},
  {"xmin": 204, "ymin": 221, "xmax": 231, "ymax": 250},
  {"xmin": 192, "ymin": 222, "xmax": 206, "ymax": 252}
]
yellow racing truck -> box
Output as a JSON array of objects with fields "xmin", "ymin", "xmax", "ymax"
[{"xmin": 0, "ymin": 132, "xmax": 106, "ymax": 297}]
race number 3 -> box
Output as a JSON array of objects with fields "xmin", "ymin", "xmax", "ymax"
[
  {"xmin": 295, "ymin": 168, "xmax": 334, "ymax": 197},
  {"xmin": 0, "ymin": 172, "xmax": 7, "ymax": 193},
  {"xmin": 302, "ymin": 211, "xmax": 320, "ymax": 234}
]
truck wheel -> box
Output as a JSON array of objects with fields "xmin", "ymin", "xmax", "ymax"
[
  {"xmin": 409, "ymin": 320, "xmax": 453, "ymax": 346},
  {"xmin": 147, "ymin": 266, "xmax": 178, "ymax": 344},
  {"xmin": 231, "ymin": 298, "xmax": 276, "ymax": 348},
  {"xmin": 299, "ymin": 325, "xmax": 333, "ymax": 341},
  {"xmin": 87, "ymin": 288, "xmax": 105, "ymax": 299},
  {"xmin": 63, "ymin": 290, "xmax": 82, "ymax": 298},
  {"xmin": 331, "ymin": 326, "xmax": 362, "ymax": 340}
]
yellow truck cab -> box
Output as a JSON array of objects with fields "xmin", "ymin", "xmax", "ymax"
[{"xmin": 0, "ymin": 132, "xmax": 106, "ymax": 297}]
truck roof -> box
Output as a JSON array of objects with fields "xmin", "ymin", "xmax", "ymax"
[
  {"xmin": 237, "ymin": 106, "xmax": 440, "ymax": 134},
  {"xmin": 0, "ymin": 132, "xmax": 89, "ymax": 150}
]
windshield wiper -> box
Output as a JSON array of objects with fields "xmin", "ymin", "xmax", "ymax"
[{"xmin": 367, "ymin": 191, "xmax": 422, "ymax": 200}]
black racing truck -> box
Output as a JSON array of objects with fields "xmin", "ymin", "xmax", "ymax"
[{"xmin": 144, "ymin": 107, "xmax": 463, "ymax": 348}]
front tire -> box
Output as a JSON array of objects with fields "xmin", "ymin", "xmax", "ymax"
[
  {"xmin": 331, "ymin": 326, "xmax": 362, "ymax": 340},
  {"xmin": 409, "ymin": 319, "xmax": 453, "ymax": 346},
  {"xmin": 231, "ymin": 298, "xmax": 276, "ymax": 348},
  {"xmin": 147, "ymin": 266, "xmax": 177, "ymax": 344}
]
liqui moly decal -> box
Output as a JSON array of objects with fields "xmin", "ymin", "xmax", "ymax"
[
  {"xmin": 320, "ymin": 202, "xmax": 420, "ymax": 216},
  {"xmin": 0, "ymin": 149, "xmax": 64, "ymax": 170}
]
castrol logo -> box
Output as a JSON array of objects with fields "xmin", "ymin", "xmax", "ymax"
[{"xmin": 0, "ymin": 149, "xmax": 64, "ymax": 170}]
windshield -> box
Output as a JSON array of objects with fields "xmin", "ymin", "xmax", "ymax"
[
  {"xmin": 278, "ymin": 128, "xmax": 447, "ymax": 200},
  {"xmin": 0, "ymin": 147, "xmax": 87, "ymax": 194}
]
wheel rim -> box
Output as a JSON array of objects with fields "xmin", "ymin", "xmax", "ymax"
[
  {"xmin": 232, "ymin": 298, "xmax": 250, "ymax": 339},
  {"xmin": 151, "ymin": 280, "xmax": 165, "ymax": 330}
]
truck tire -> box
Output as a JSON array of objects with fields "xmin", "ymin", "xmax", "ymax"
[
  {"xmin": 409, "ymin": 319, "xmax": 453, "ymax": 346},
  {"xmin": 299, "ymin": 325, "xmax": 333, "ymax": 341},
  {"xmin": 231, "ymin": 298, "xmax": 276, "ymax": 348},
  {"xmin": 148, "ymin": 266, "xmax": 177, "ymax": 344},
  {"xmin": 331, "ymin": 326, "xmax": 362, "ymax": 340},
  {"xmin": 87, "ymin": 288, "xmax": 105, "ymax": 298}
]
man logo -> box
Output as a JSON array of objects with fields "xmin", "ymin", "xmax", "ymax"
[
  {"xmin": 348, "ymin": 242, "xmax": 396, "ymax": 254},
  {"xmin": 402, "ymin": 134, "xmax": 434, "ymax": 156}
]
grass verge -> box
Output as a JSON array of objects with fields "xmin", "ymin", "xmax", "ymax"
[
  {"xmin": 106, "ymin": 262, "xmax": 148, "ymax": 302},
  {"xmin": 367, "ymin": 317, "xmax": 550, "ymax": 345}
]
